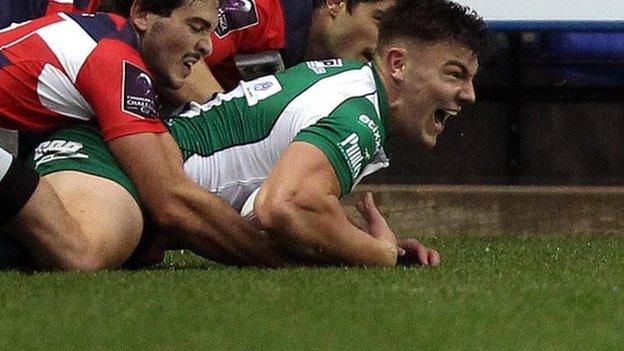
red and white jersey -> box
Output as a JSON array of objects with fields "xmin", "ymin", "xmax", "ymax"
[
  {"xmin": 45, "ymin": 0, "xmax": 101, "ymax": 15},
  {"xmin": 207, "ymin": 0, "xmax": 285, "ymax": 66},
  {"xmin": 0, "ymin": 12, "xmax": 166, "ymax": 141}
]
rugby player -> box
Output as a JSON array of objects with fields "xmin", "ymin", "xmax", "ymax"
[
  {"xmin": 13, "ymin": 0, "xmax": 485, "ymax": 268},
  {"xmin": 0, "ymin": 0, "xmax": 290, "ymax": 270},
  {"xmin": 100, "ymin": 0, "xmax": 395, "ymax": 105},
  {"xmin": 0, "ymin": 0, "xmax": 101, "ymax": 29}
]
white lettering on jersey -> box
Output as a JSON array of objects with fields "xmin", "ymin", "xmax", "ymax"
[
  {"xmin": 33, "ymin": 140, "xmax": 88, "ymax": 168},
  {"xmin": 339, "ymin": 133, "xmax": 363, "ymax": 178},
  {"xmin": 358, "ymin": 114, "xmax": 382, "ymax": 152},
  {"xmin": 306, "ymin": 59, "xmax": 344, "ymax": 74}
]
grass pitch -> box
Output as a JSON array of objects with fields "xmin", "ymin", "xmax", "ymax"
[{"xmin": 1, "ymin": 235, "xmax": 623, "ymax": 350}]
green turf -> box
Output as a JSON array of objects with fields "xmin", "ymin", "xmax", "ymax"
[{"xmin": 1, "ymin": 235, "xmax": 623, "ymax": 350}]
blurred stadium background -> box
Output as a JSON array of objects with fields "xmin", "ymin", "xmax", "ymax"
[
  {"xmin": 366, "ymin": 0, "xmax": 624, "ymax": 186},
  {"xmin": 360, "ymin": 0, "xmax": 624, "ymax": 236}
]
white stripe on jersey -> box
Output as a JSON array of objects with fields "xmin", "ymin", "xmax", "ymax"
[
  {"xmin": 51, "ymin": 0, "xmax": 76, "ymax": 4},
  {"xmin": 281, "ymin": 66, "xmax": 377, "ymax": 132},
  {"xmin": 183, "ymin": 65, "xmax": 385, "ymax": 210},
  {"xmin": 36, "ymin": 13, "xmax": 96, "ymax": 83},
  {"xmin": 0, "ymin": 147, "xmax": 13, "ymax": 180},
  {"xmin": 37, "ymin": 63, "xmax": 93, "ymax": 121}
]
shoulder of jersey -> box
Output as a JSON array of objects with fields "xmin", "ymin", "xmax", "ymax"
[{"xmin": 62, "ymin": 13, "xmax": 139, "ymax": 49}]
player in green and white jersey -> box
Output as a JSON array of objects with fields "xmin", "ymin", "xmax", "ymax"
[
  {"xmin": 7, "ymin": 0, "xmax": 487, "ymax": 269},
  {"xmin": 26, "ymin": 59, "xmax": 393, "ymax": 266},
  {"xmin": 169, "ymin": 59, "xmax": 389, "ymax": 208}
]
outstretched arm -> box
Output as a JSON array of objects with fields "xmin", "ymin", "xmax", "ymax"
[
  {"xmin": 107, "ymin": 131, "xmax": 292, "ymax": 267},
  {"xmin": 252, "ymin": 142, "xmax": 399, "ymax": 267}
]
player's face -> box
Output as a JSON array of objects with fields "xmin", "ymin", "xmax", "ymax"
[
  {"xmin": 330, "ymin": 0, "xmax": 395, "ymax": 61},
  {"xmin": 139, "ymin": 0, "xmax": 218, "ymax": 90},
  {"xmin": 391, "ymin": 41, "xmax": 478, "ymax": 148}
]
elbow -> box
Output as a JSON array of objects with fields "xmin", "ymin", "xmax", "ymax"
[{"xmin": 253, "ymin": 189, "xmax": 294, "ymax": 234}]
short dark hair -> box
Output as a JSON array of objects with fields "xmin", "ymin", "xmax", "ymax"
[
  {"xmin": 312, "ymin": 0, "xmax": 385, "ymax": 14},
  {"xmin": 99, "ymin": 0, "xmax": 218, "ymax": 18},
  {"xmin": 378, "ymin": 0, "xmax": 487, "ymax": 56}
]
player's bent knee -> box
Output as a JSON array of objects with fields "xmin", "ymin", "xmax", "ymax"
[{"xmin": 42, "ymin": 171, "xmax": 144, "ymax": 270}]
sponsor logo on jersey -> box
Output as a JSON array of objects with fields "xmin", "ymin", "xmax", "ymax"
[
  {"xmin": 253, "ymin": 81, "xmax": 273, "ymax": 91},
  {"xmin": 215, "ymin": 0, "xmax": 259, "ymax": 38},
  {"xmin": 122, "ymin": 61, "xmax": 158, "ymax": 119},
  {"xmin": 339, "ymin": 133, "xmax": 364, "ymax": 179},
  {"xmin": 242, "ymin": 75, "xmax": 281, "ymax": 106},
  {"xmin": 33, "ymin": 140, "xmax": 88, "ymax": 168},
  {"xmin": 306, "ymin": 59, "xmax": 344, "ymax": 74},
  {"xmin": 358, "ymin": 114, "xmax": 382, "ymax": 152}
]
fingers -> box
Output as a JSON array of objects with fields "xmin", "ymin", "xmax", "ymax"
[
  {"xmin": 355, "ymin": 192, "xmax": 387, "ymax": 226},
  {"xmin": 414, "ymin": 242, "xmax": 428, "ymax": 265},
  {"xmin": 397, "ymin": 246, "xmax": 406, "ymax": 256},
  {"xmin": 428, "ymin": 248, "xmax": 441, "ymax": 266},
  {"xmin": 397, "ymin": 238, "xmax": 441, "ymax": 267},
  {"xmin": 355, "ymin": 192, "xmax": 370, "ymax": 222},
  {"xmin": 363, "ymin": 192, "xmax": 385, "ymax": 223}
]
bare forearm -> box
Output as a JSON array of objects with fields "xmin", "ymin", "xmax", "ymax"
[
  {"xmin": 163, "ymin": 184, "xmax": 290, "ymax": 266},
  {"xmin": 257, "ymin": 193, "xmax": 398, "ymax": 267},
  {"xmin": 107, "ymin": 133, "xmax": 292, "ymax": 267}
]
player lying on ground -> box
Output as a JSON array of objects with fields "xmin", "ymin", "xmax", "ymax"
[
  {"xmin": 8, "ymin": 0, "xmax": 485, "ymax": 269},
  {"xmin": 0, "ymin": 0, "xmax": 296, "ymax": 270}
]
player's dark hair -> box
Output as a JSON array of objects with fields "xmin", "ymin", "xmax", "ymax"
[
  {"xmin": 99, "ymin": 0, "xmax": 221, "ymax": 17},
  {"xmin": 312, "ymin": 0, "xmax": 385, "ymax": 14},
  {"xmin": 378, "ymin": 0, "xmax": 487, "ymax": 56}
]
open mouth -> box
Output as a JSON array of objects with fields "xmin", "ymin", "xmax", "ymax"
[
  {"xmin": 182, "ymin": 54, "xmax": 201, "ymax": 71},
  {"xmin": 434, "ymin": 109, "xmax": 459, "ymax": 129},
  {"xmin": 183, "ymin": 60, "xmax": 195, "ymax": 70}
]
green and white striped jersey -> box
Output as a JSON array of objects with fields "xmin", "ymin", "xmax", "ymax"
[{"xmin": 166, "ymin": 59, "xmax": 390, "ymax": 210}]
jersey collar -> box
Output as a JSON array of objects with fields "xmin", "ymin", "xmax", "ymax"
[{"xmin": 370, "ymin": 62, "xmax": 391, "ymax": 134}]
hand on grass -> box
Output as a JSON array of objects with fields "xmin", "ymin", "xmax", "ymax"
[
  {"xmin": 355, "ymin": 192, "xmax": 399, "ymax": 251},
  {"xmin": 397, "ymin": 238, "xmax": 441, "ymax": 266}
]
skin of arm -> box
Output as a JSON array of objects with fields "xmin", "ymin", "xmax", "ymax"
[
  {"xmin": 106, "ymin": 131, "xmax": 293, "ymax": 267},
  {"xmin": 253, "ymin": 141, "xmax": 399, "ymax": 267}
]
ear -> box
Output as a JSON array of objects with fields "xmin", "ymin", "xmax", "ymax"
[
  {"xmin": 384, "ymin": 47, "xmax": 407, "ymax": 83},
  {"xmin": 324, "ymin": 0, "xmax": 347, "ymax": 18},
  {"xmin": 130, "ymin": 0, "xmax": 150, "ymax": 32}
]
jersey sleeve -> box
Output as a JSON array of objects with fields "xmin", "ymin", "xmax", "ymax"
[
  {"xmin": 206, "ymin": 0, "xmax": 285, "ymax": 65},
  {"xmin": 45, "ymin": 0, "xmax": 101, "ymax": 14},
  {"xmin": 74, "ymin": 38, "xmax": 167, "ymax": 141},
  {"xmin": 293, "ymin": 99, "xmax": 385, "ymax": 196}
]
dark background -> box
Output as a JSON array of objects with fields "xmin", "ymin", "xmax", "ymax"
[{"xmin": 366, "ymin": 30, "xmax": 624, "ymax": 185}]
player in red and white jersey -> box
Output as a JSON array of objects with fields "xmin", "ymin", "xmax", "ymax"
[
  {"xmin": 0, "ymin": 12, "xmax": 165, "ymax": 140},
  {"xmin": 0, "ymin": 0, "xmax": 287, "ymax": 271},
  {"xmin": 161, "ymin": 0, "xmax": 395, "ymax": 103},
  {"xmin": 45, "ymin": 0, "xmax": 101, "ymax": 14},
  {"xmin": 0, "ymin": 0, "xmax": 101, "ymax": 29}
]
